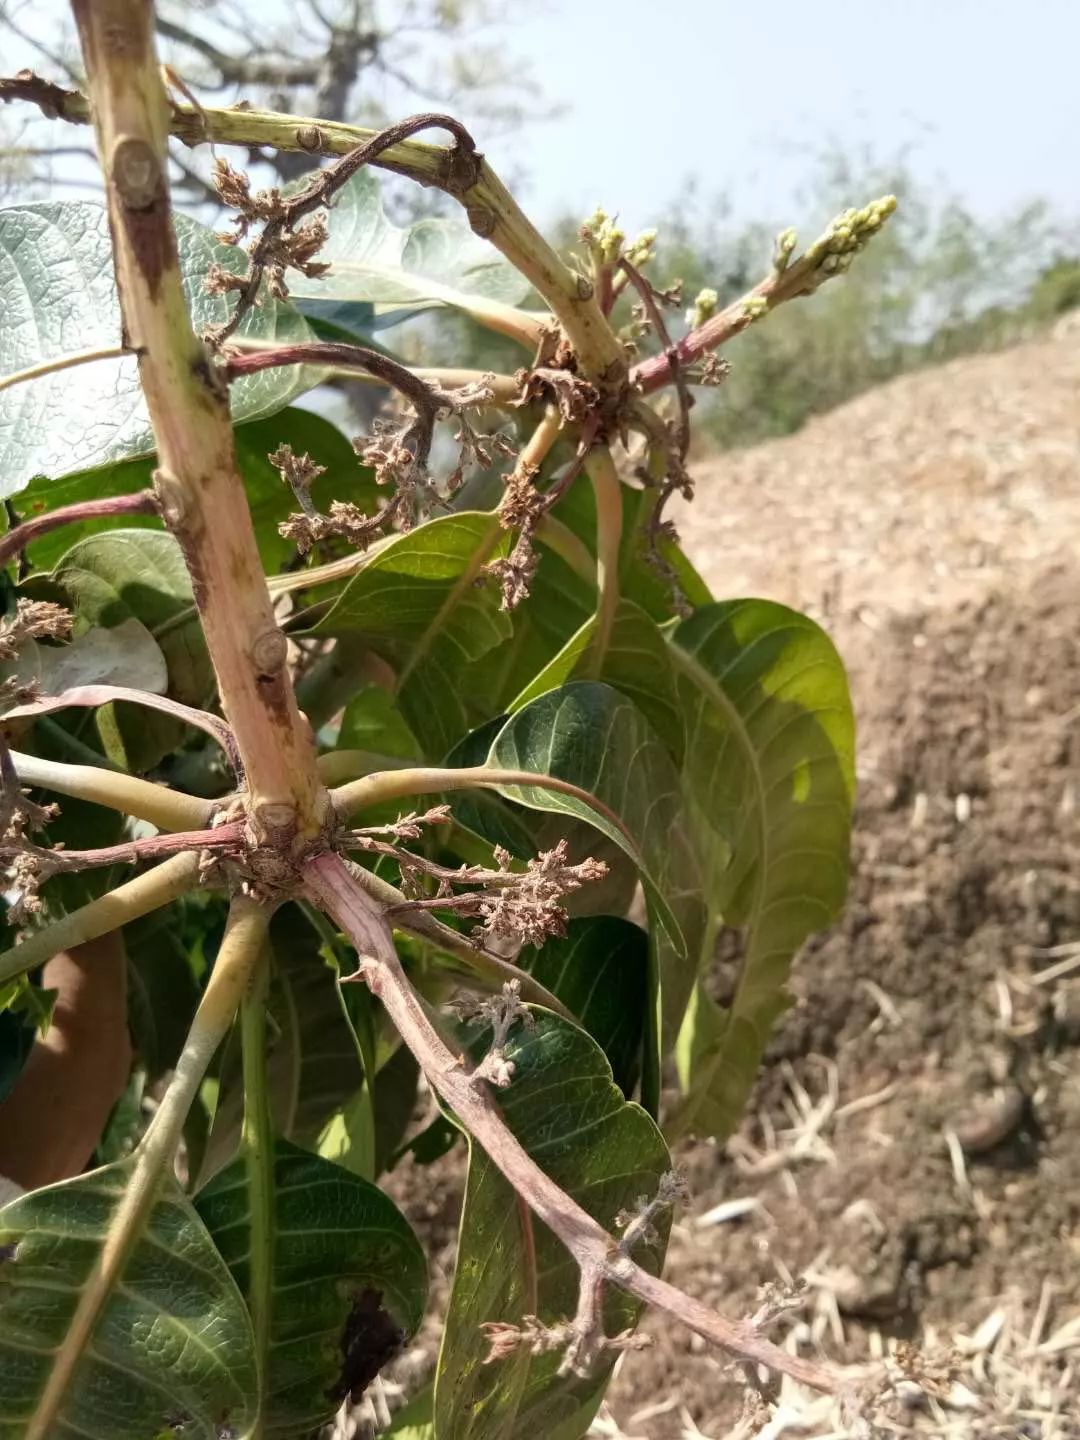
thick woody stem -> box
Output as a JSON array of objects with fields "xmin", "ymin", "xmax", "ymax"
[
  {"xmin": 304, "ymin": 852, "xmax": 846, "ymax": 1396},
  {"xmin": 68, "ymin": 2, "xmax": 326, "ymax": 840}
]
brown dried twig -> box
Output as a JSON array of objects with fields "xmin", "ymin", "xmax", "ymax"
[{"xmin": 206, "ymin": 112, "xmax": 481, "ymax": 346}]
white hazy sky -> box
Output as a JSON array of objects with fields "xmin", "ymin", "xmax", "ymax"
[
  {"xmin": 492, "ymin": 0, "xmax": 1080, "ymax": 233},
  {"xmin": 5, "ymin": 1, "xmax": 1078, "ymax": 234}
]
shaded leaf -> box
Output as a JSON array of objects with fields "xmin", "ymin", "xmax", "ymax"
[
  {"xmin": 1, "ymin": 615, "xmax": 167, "ymax": 702},
  {"xmin": 310, "ymin": 512, "xmax": 511, "ymax": 757},
  {"xmin": 517, "ymin": 917, "xmax": 648, "ymax": 1096},
  {"xmin": 11, "ymin": 409, "xmax": 371, "ymax": 576},
  {"xmin": 509, "ymin": 599, "xmax": 685, "ymax": 761},
  {"xmin": 288, "ymin": 169, "xmax": 530, "ymax": 320},
  {"xmin": 434, "ymin": 1012, "xmax": 669, "ymax": 1440},
  {"xmin": 0, "ymin": 1160, "xmax": 257, "ymax": 1439},
  {"xmin": 486, "ymin": 683, "xmax": 708, "ymax": 1067},
  {"xmin": 667, "ymin": 600, "xmax": 855, "ymax": 1140},
  {"xmin": 196, "ymin": 1140, "xmax": 428, "ymax": 1437},
  {"xmin": 0, "ymin": 202, "xmax": 316, "ymax": 493}
]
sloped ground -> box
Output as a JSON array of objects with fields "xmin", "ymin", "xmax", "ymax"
[{"xmin": 601, "ymin": 325, "xmax": 1080, "ymax": 1437}]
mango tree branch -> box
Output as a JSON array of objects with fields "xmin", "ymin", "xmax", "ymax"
[
  {"xmin": 0, "ymin": 849, "xmax": 201, "ymax": 990},
  {"xmin": 631, "ymin": 199, "xmax": 898, "ymax": 394},
  {"xmin": 304, "ymin": 852, "xmax": 847, "ymax": 1396},
  {"xmin": 68, "ymin": 1, "xmax": 327, "ymax": 840},
  {"xmin": 330, "ymin": 764, "xmax": 630, "ymax": 845},
  {"xmin": 22, "ymin": 896, "xmax": 270, "ymax": 1440},
  {"xmin": 2, "ymin": 819, "xmax": 244, "ymax": 876},
  {"xmin": 332, "ymin": 858, "xmax": 574, "ymax": 1021},
  {"xmin": 224, "ymin": 340, "xmax": 524, "ymax": 403},
  {"xmin": 7, "ymin": 750, "xmax": 214, "ymax": 831},
  {"xmin": 0, "ymin": 493, "xmax": 159, "ymax": 570},
  {"xmin": 1, "ymin": 77, "xmax": 627, "ymax": 383}
]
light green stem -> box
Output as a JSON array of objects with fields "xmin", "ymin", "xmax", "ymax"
[
  {"xmin": 9, "ymin": 749, "xmax": 213, "ymax": 831},
  {"xmin": 0, "ymin": 850, "xmax": 201, "ymax": 989},
  {"xmin": 330, "ymin": 764, "xmax": 629, "ymax": 844},
  {"xmin": 241, "ymin": 953, "xmax": 275, "ymax": 1432},
  {"xmin": 23, "ymin": 898, "xmax": 270, "ymax": 1440},
  {"xmin": 584, "ymin": 447, "xmax": 623, "ymax": 675}
]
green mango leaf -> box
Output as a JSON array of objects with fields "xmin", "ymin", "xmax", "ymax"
[
  {"xmin": 44, "ymin": 528, "xmax": 215, "ymax": 771},
  {"xmin": 196, "ymin": 1140, "xmax": 428, "ymax": 1437},
  {"xmin": 435, "ymin": 1011, "xmax": 670, "ymax": 1440},
  {"xmin": 485, "ymin": 682, "xmax": 708, "ymax": 1075},
  {"xmin": 549, "ymin": 477, "xmax": 711, "ymax": 624},
  {"xmin": 310, "ymin": 512, "xmax": 512, "ymax": 757},
  {"xmin": 667, "ymin": 600, "xmax": 855, "ymax": 1140},
  {"xmin": 50, "ymin": 530, "xmax": 212, "ymax": 709},
  {"xmin": 200, "ymin": 907, "xmax": 367, "ymax": 1184},
  {"xmin": 462, "ymin": 546, "xmax": 595, "ymax": 724},
  {"xmin": 0, "ymin": 202, "xmax": 316, "ymax": 494},
  {"xmin": 1, "ymin": 615, "xmax": 167, "ymax": 702},
  {"xmin": 338, "ymin": 683, "xmax": 422, "ymax": 760},
  {"xmin": 517, "ymin": 917, "xmax": 648, "ymax": 1096},
  {"xmin": 0, "ymin": 1160, "xmax": 258, "ymax": 1439},
  {"xmin": 287, "ymin": 169, "xmax": 530, "ymax": 319},
  {"xmin": 10, "ymin": 410, "xmax": 372, "ymax": 576},
  {"xmin": 509, "ymin": 599, "xmax": 684, "ymax": 761}
]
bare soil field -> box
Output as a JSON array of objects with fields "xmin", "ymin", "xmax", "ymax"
[
  {"xmin": 370, "ymin": 327, "xmax": 1080, "ymax": 1440},
  {"xmin": 601, "ymin": 326, "xmax": 1080, "ymax": 1438}
]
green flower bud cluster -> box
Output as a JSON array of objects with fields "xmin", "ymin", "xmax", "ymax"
[
  {"xmin": 805, "ymin": 195, "xmax": 897, "ymax": 277},
  {"xmin": 740, "ymin": 295, "xmax": 769, "ymax": 322},
  {"xmin": 580, "ymin": 206, "xmax": 625, "ymax": 265},
  {"xmin": 773, "ymin": 227, "xmax": 798, "ymax": 275},
  {"xmin": 625, "ymin": 227, "xmax": 658, "ymax": 268},
  {"xmin": 686, "ymin": 287, "xmax": 718, "ymax": 329}
]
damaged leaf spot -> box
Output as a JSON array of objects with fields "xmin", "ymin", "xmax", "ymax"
[{"xmin": 325, "ymin": 1288, "xmax": 405, "ymax": 1404}]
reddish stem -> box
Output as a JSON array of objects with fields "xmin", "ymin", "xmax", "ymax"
[
  {"xmin": 0, "ymin": 492, "xmax": 158, "ymax": 568},
  {"xmin": 13, "ymin": 820, "xmax": 244, "ymax": 874},
  {"xmin": 304, "ymin": 850, "xmax": 847, "ymax": 1397}
]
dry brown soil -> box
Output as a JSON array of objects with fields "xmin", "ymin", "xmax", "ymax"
[{"xmin": 377, "ymin": 328, "xmax": 1080, "ymax": 1440}]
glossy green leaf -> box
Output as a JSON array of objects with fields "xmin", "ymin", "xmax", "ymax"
[
  {"xmin": 486, "ymin": 682, "xmax": 708, "ymax": 1066},
  {"xmin": 509, "ymin": 599, "xmax": 684, "ymax": 761},
  {"xmin": 338, "ymin": 683, "xmax": 422, "ymax": 760},
  {"xmin": 310, "ymin": 512, "xmax": 511, "ymax": 757},
  {"xmin": 667, "ymin": 600, "xmax": 855, "ymax": 1140},
  {"xmin": 517, "ymin": 917, "xmax": 648, "ymax": 1096},
  {"xmin": 10, "ymin": 410, "xmax": 371, "ymax": 575},
  {"xmin": 287, "ymin": 169, "xmax": 530, "ymax": 319},
  {"xmin": 0, "ymin": 202, "xmax": 316, "ymax": 494},
  {"xmin": 196, "ymin": 1140, "xmax": 427, "ymax": 1438},
  {"xmin": 434, "ymin": 1012, "xmax": 670, "ymax": 1440},
  {"xmin": 0, "ymin": 1160, "xmax": 258, "ymax": 1439}
]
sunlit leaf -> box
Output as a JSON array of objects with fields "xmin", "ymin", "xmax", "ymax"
[
  {"xmin": 667, "ymin": 600, "xmax": 855, "ymax": 1140},
  {"xmin": 288, "ymin": 169, "xmax": 530, "ymax": 321},
  {"xmin": 435, "ymin": 1011, "xmax": 669, "ymax": 1440},
  {"xmin": 0, "ymin": 202, "xmax": 317, "ymax": 493}
]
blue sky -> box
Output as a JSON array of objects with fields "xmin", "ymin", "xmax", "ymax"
[
  {"xmin": 4, "ymin": 1, "xmax": 1077, "ymax": 239},
  {"xmin": 490, "ymin": 0, "xmax": 1080, "ymax": 233}
]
